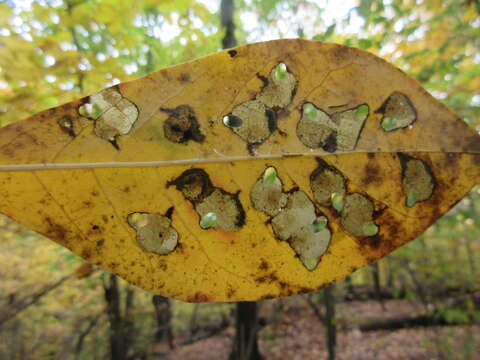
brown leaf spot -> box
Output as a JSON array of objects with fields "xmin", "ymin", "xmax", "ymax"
[
  {"xmin": 178, "ymin": 73, "xmax": 191, "ymax": 83},
  {"xmin": 57, "ymin": 116, "xmax": 76, "ymax": 137},
  {"xmin": 259, "ymin": 259, "xmax": 269, "ymax": 271},
  {"xmin": 45, "ymin": 217, "xmax": 67, "ymax": 242},
  {"xmin": 361, "ymin": 164, "xmax": 381, "ymax": 186},
  {"xmin": 187, "ymin": 292, "xmax": 210, "ymax": 303},
  {"xmin": 161, "ymin": 105, "xmax": 205, "ymax": 144}
]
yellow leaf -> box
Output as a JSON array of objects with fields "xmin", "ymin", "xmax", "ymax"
[{"xmin": 0, "ymin": 40, "xmax": 478, "ymax": 302}]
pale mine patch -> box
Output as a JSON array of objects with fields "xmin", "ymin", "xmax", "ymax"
[
  {"xmin": 341, "ymin": 193, "xmax": 377, "ymax": 237},
  {"xmin": 256, "ymin": 66, "xmax": 297, "ymax": 108},
  {"xmin": 250, "ymin": 175, "xmax": 288, "ymax": 216},
  {"xmin": 251, "ymin": 168, "xmax": 331, "ymax": 271},
  {"xmin": 169, "ymin": 169, "xmax": 245, "ymax": 233},
  {"xmin": 127, "ymin": 213, "xmax": 178, "ymax": 255},
  {"xmin": 297, "ymin": 103, "xmax": 369, "ymax": 151},
  {"xmin": 402, "ymin": 157, "xmax": 435, "ymax": 207},
  {"xmin": 381, "ymin": 92, "xmax": 416, "ymax": 131},
  {"xmin": 84, "ymin": 87, "xmax": 138, "ymax": 142},
  {"xmin": 297, "ymin": 108, "xmax": 333, "ymax": 149},
  {"xmin": 223, "ymin": 63, "xmax": 297, "ymax": 145},
  {"xmin": 230, "ymin": 100, "xmax": 271, "ymax": 144},
  {"xmin": 195, "ymin": 189, "xmax": 243, "ymax": 232},
  {"xmin": 310, "ymin": 164, "xmax": 347, "ymax": 207}
]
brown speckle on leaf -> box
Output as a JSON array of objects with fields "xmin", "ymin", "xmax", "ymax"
[
  {"xmin": 178, "ymin": 73, "xmax": 191, "ymax": 83},
  {"xmin": 187, "ymin": 292, "xmax": 210, "ymax": 303}
]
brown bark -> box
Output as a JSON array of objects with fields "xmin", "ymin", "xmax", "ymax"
[
  {"xmin": 221, "ymin": 0, "xmax": 237, "ymax": 49},
  {"xmin": 152, "ymin": 295, "xmax": 174, "ymax": 349},
  {"xmin": 230, "ymin": 301, "xmax": 263, "ymax": 360},
  {"xmin": 324, "ymin": 285, "xmax": 336, "ymax": 360},
  {"xmin": 103, "ymin": 274, "xmax": 135, "ymax": 360}
]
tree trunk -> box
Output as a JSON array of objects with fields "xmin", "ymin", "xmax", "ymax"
[
  {"xmin": 221, "ymin": 0, "xmax": 237, "ymax": 49},
  {"xmin": 103, "ymin": 274, "xmax": 134, "ymax": 360},
  {"xmin": 230, "ymin": 302, "xmax": 263, "ymax": 360},
  {"xmin": 152, "ymin": 295, "xmax": 174, "ymax": 349},
  {"xmin": 371, "ymin": 262, "xmax": 385, "ymax": 310},
  {"xmin": 324, "ymin": 285, "xmax": 336, "ymax": 360}
]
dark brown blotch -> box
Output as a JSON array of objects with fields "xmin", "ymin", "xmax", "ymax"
[
  {"xmin": 161, "ymin": 105, "xmax": 205, "ymax": 144},
  {"xmin": 178, "ymin": 73, "xmax": 191, "ymax": 83},
  {"xmin": 57, "ymin": 116, "xmax": 76, "ymax": 137},
  {"xmin": 186, "ymin": 292, "xmax": 210, "ymax": 303},
  {"xmin": 167, "ymin": 168, "xmax": 214, "ymax": 203}
]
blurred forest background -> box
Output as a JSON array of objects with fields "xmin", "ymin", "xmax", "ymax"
[{"xmin": 0, "ymin": 0, "xmax": 479, "ymax": 359}]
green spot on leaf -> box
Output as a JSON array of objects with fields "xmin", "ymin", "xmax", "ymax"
[
  {"xmin": 362, "ymin": 222, "xmax": 378, "ymax": 236},
  {"xmin": 355, "ymin": 104, "xmax": 369, "ymax": 121},
  {"xmin": 406, "ymin": 189, "xmax": 418, "ymax": 207},
  {"xmin": 302, "ymin": 257, "xmax": 318, "ymax": 271},
  {"xmin": 331, "ymin": 192, "xmax": 344, "ymax": 212},
  {"xmin": 304, "ymin": 103, "xmax": 317, "ymax": 120},
  {"xmin": 309, "ymin": 216, "xmax": 328, "ymax": 233},
  {"xmin": 78, "ymin": 103, "xmax": 103, "ymax": 119},
  {"xmin": 200, "ymin": 212, "xmax": 217, "ymax": 229},
  {"xmin": 263, "ymin": 167, "xmax": 277, "ymax": 184},
  {"xmin": 273, "ymin": 62, "xmax": 287, "ymax": 80},
  {"xmin": 381, "ymin": 116, "xmax": 397, "ymax": 131}
]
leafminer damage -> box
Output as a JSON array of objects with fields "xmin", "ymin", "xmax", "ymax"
[
  {"xmin": 222, "ymin": 62, "xmax": 297, "ymax": 152},
  {"xmin": 297, "ymin": 103, "xmax": 369, "ymax": 152},
  {"xmin": 377, "ymin": 92, "xmax": 416, "ymax": 131},
  {"xmin": 127, "ymin": 209, "xmax": 178, "ymax": 255},
  {"xmin": 160, "ymin": 105, "xmax": 205, "ymax": 144},
  {"xmin": 250, "ymin": 166, "xmax": 331, "ymax": 271},
  {"xmin": 310, "ymin": 159, "xmax": 379, "ymax": 238},
  {"xmin": 77, "ymin": 86, "xmax": 139, "ymax": 148},
  {"xmin": 168, "ymin": 168, "xmax": 245, "ymax": 232},
  {"xmin": 399, "ymin": 154, "xmax": 435, "ymax": 207}
]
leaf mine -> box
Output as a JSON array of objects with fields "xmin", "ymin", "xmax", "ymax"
[
  {"xmin": 228, "ymin": 100, "xmax": 273, "ymax": 144},
  {"xmin": 289, "ymin": 220, "xmax": 331, "ymax": 271},
  {"xmin": 399, "ymin": 154, "xmax": 435, "ymax": 207},
  {"xmin": 310, "ymin": 159, "xmax": 347, "ymax": 208},
  {"xmin": 161, "ymin": 105, "xmax": 205, "ymax": 144},
  {"xmin": 297, "ymin": 103, "xmax": 369, "ymax": 152},
  {"xmin": 78, "ymin": 86, "xmax": 139, "ymax": 145},
  {"xmin": 297, "ymin": 103, "xmax": 335, "ymax": 149},
  {"xmin": 223, "ymin": 62, "xmax": 297, "ymax": 149},
  {"xmin": 256, "ymin": 62, "xmax": 297, "ymax": 108},
  {"xmin": 341, "ymin": 193, "xmax": 378, "ymax": 237},
  {"xmin": 379, "ymin": 92, "xmax": 416, "ymax": 131},
  {"xmin": 196, "ymin": 189, "xmax": 244, "ymax": 232},
  {"xmin": 250, "ymin": 167, "xmax": 288, "ymax": 216},
  {"xmin": 169, "ymin": 169, "xmax": 245, "ymax": 232},
  {"xmin": 127, "ymin": 212, "xmax": 178, "ymax": 255},
  {"xmin": 251, "ymin": 167, "xmax": 331, "ymax": 271}
]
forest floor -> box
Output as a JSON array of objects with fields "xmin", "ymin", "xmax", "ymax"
[{"xmin": 164, "ymin": 299, "xmax": 480, "ymax": 360}]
